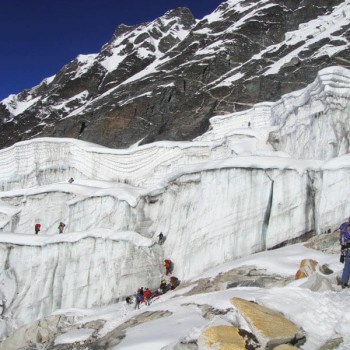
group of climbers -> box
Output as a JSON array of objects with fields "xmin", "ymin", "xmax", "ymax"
[
  {"xmin": 159, "ymin": 276, "xmax": 180, "ymax": 294},
  {"xmin": 126, "ymin": 232, "xmax": 180, "ymax": 309},
  {"xmin": 34, "ymin": 222, "xmax": 66, "ymax": 235},
  {"xmin": 33, "ymin": 211, "xmax": 350, "ymax": 295},
  {"xmin": 33, "ymin": 178, "xmax": 74, "ymax": 235},
  {"xmin": 33, "ymin": 221, "xmax": 182, "ymax": 304},
  {"xmin": 126, "ymin": 258, "xmax": 180, "ymax": 309},
  {"xmin": 133, "ymin": 287, "xmax": 153, "ymax": 309}
]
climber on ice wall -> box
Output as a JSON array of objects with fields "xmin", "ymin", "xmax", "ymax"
[
  {"xmin": 34, "ymin": 223, "xmax": 41, "ymax": 235},
  {"xmin": 163, "ymin": 259, "xmax": 173, "ymax": 275}
]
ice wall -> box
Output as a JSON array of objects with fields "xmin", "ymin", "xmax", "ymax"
[
  {"xmin": 147, "ymin": 167, "xmax": 316, "ymax": 278},
  {"xmin": 0, "ymin": 138, "xmax": 230, "ymax": 191},
  {"xmin": 0, "ymin": 164, "xmax": 318, "ymax": 337},
  {"xmin": 195, "ymin": 102, "xmax": 273, "ymax": 142},
  {"xmin": 269, "ymin": 66, "xmax": 350, "ymax": 160},
  {"xmin": 197, "ymin": 66, "xmax": 350, "ymax": 160},
  {"xmin": 316, "ymin": 155, "xmax": 350, "ymax": 233},
  {"xmin": 0, "ymin": 233, "xmax": 161, "ymax": 338}
]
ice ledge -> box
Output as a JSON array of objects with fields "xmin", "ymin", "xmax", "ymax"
[{"xmin": 0, "ymin": 229, "xmax": 153, "ymax": 247}]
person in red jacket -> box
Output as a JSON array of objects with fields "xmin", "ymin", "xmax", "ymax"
[
  {"xmin": 35, "ymin": 223, "xmax": 41, "ymax": 235},
  {"xmin": 143, "ymin": 288, "xmax": 152, "ymax": 305},
  {"xmin": 163, "ymin": 259, "xmax": 173, "ymax": 275}
]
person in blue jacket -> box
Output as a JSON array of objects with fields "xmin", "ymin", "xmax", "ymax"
[
  {"xmin": 135, "ymin": 292, "xmax": 142, "ymax": 309},
  {"xmin": 337, "ymin": 218, "xmax": 350, "ymax": 288}
]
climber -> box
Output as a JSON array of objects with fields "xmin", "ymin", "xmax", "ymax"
[
  {"xmin": 143, "ymin": 288, "xmax": 152, "ymax": 305},
  {"xmin": 163, "ymin": 259, "xmax": 173, "ymax": 275},
  {"xmin": 159, "ymin": 279, "xmax": 170, "ymax": 294},
  {"xmin": 169, "ymin": 276, "xmax": 180, "ymax": 290},
  {"xmin": 35, "ymin": 223, "xmax": 41, "ymax": 235},
  {"xmin": 337, "ymin": 218, "xmax": 350, "ymax": 288},
  {"xmin": 135, "ymin": 291, "xmax": 142, "ymax": 309},
  {"xmin": 58, "ymin": 222, "xmax": 66, "ymax": 234},
  {"xmin": 339, "ymin": 219, "xmax": 350, "ymax": 245},
  {"xmin": 158, "ymin": 232, "xmax": 166, "ymax": 245}
]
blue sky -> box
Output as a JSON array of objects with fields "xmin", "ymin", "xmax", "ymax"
[{"xmin": 0, "ymin": 0, "xmax": 223, "ymax": 100}]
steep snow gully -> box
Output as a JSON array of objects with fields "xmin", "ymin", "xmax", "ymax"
[{"xmin": 1, "ymin": 66, "xmax": 350, "ymax": 339}]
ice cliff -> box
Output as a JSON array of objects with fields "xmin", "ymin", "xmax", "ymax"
[{"xmin": 1, "ymin": 66, "xmax": 350, "ymax": 339}]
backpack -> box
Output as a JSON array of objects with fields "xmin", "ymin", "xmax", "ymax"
[{"xmin": 340, "ymin": 223, "xmax": 350, "ymax": 245}]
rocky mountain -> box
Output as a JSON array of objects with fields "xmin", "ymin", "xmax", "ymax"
[{"xmin": 1, "ymin": 0, "xmax": 350, "ymax": 149}]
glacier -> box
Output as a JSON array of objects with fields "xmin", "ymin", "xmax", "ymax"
[{"xmin": 1, "ymin": 66, "xmax": 350, "ymax": 339}]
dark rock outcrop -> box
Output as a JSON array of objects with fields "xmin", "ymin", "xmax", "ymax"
[{"xmin": 1, "ymin": 0, "xmax": 349, "ymax": 150}]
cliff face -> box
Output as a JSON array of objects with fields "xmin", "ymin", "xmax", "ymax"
[{"xmin": 1, "ymin": 0, "xmax": 350, "ymax": 149}]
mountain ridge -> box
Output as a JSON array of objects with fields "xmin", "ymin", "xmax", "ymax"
[{"xmin": 1, "ymin": 0, "xmax": 349, "ymax": 150}]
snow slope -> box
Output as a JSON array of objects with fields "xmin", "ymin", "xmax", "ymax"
[{"xmin": 2, "ymin": 243, "xmax": 348, "ymax": 350}]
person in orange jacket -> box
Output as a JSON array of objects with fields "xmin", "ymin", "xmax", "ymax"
[{"xmin": 163, "ymin": 259, "xmax": 174, "ymax": 275}]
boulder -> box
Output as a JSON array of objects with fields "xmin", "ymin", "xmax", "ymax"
[
  {"xmin": 318, "ymin": 337, "xmax": 343, "ymax": 350},
  {"xmin": 0, "ymin": 315, "xmax": 68, "ymax": 350},
  {"xmin": 304, "ymin": 232, "xmax": 339, "ymax": 254},
  {"xmin": 198, "ymin": 325, "xmax": 246, "ymax": 350},
  {"xmin": 295, "ymin": 259, "xmax": 318, "ymax": 279},
  {"xmin": 230, "ymin": 297, "xmax": 305, "ymax": 349},
  {"xmin": 273, "ymin": 345, "xmax": 299, "ymax": 350},
  {"xmin": 299, "ymin": 272, "xmax": 337, "ymax": 292},
  {"xmin": 319, "ymin": 264, "xmax": 333, "ymax": 275}
]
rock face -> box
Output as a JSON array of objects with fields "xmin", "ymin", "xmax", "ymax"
[
  {"xmin": 0, "ymin": 315, "xmax": 72, "ymax": 350},
  {"xmin": 0, "ymin": 311, "xmax": 171, "ymax": 350},
  {"xmin": 1, "ymin": 0, "xmax": 350, "ymax": 150}
]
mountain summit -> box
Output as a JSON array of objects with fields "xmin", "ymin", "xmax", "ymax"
[{"xmin": 1, "ymin": 0, "xmax": 349, "ymax": 149}]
